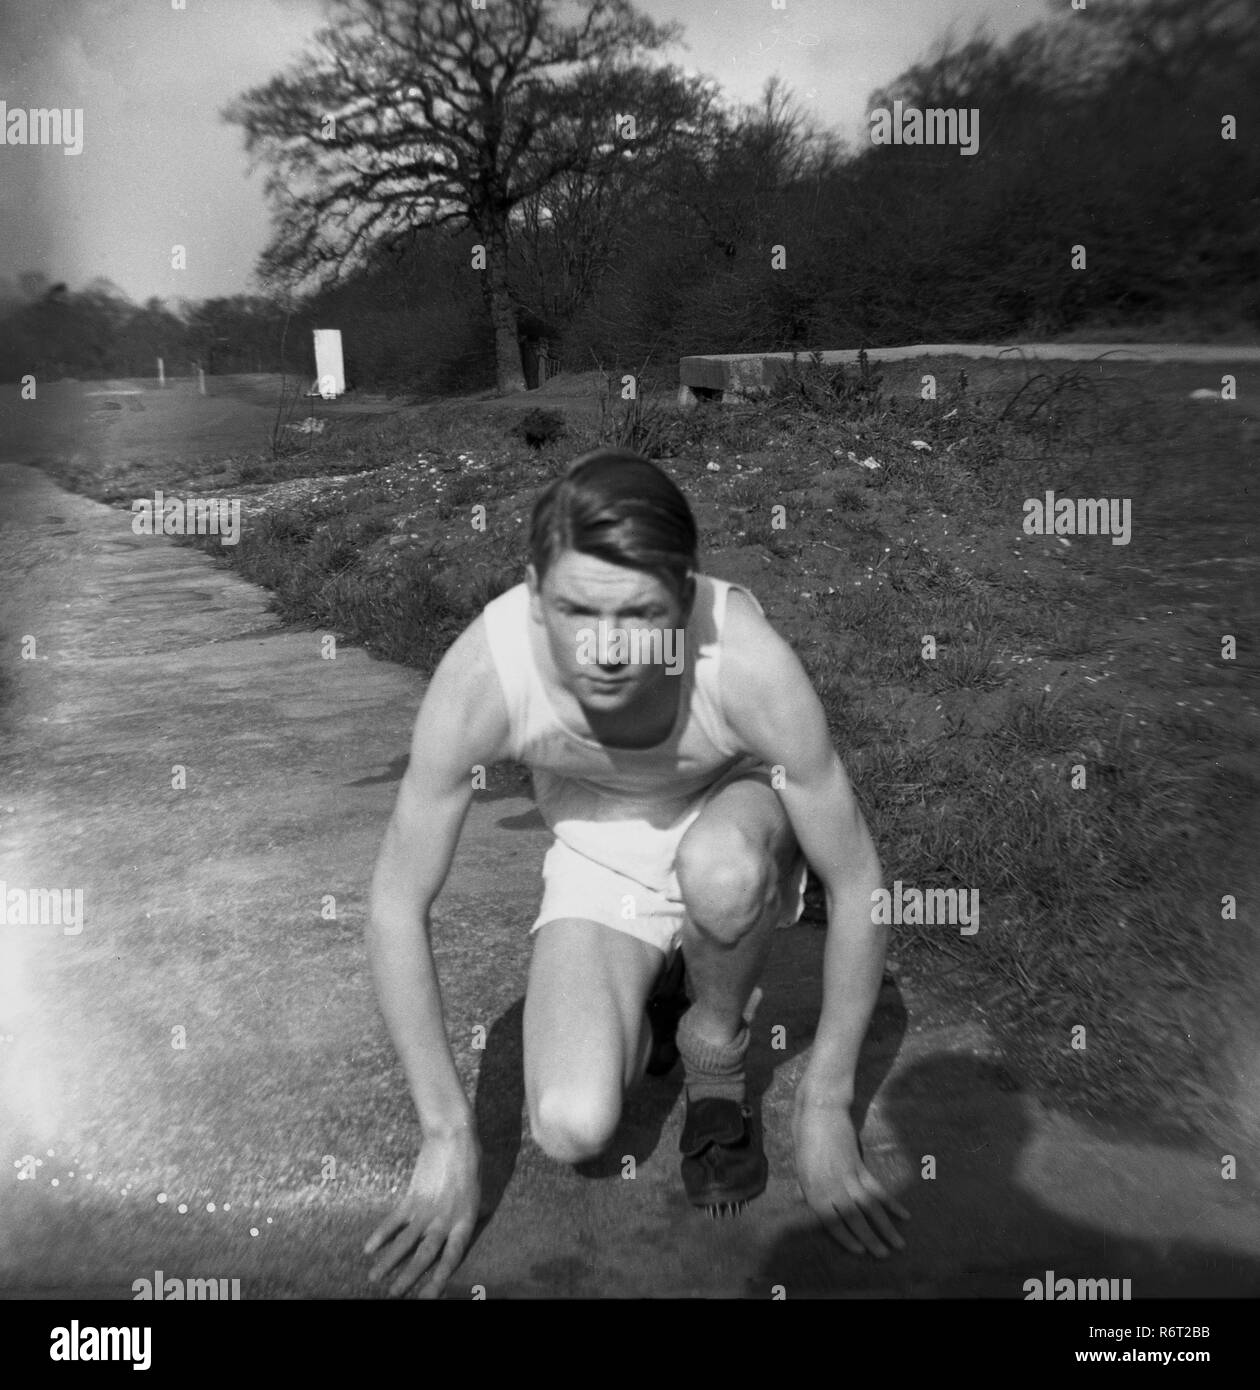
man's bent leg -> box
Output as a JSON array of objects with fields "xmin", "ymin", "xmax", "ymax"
[
  {"xmin": 675, "ymin": 774, "xmax": 797, "ymax": 1053},
  {"xmin": 524, "ymin": 917, "xmax": 662, "ymax": 1165},
  {"xmin": 672, "ymin": 775, "xmax": 797, "ymax": 1209}
]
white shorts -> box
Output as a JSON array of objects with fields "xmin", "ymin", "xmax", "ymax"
[{"xmin": 529, "ymin": 765, "xmax": 808, "ymax": 955}]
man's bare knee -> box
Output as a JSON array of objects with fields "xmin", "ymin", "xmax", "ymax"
[
  {"xmin": 530, "ymin": 1086, "xmax": 620, "ymax": 1164},
  {"xmin": 676, "ymin": 828, "xmax": 776, "ymax": 945}
]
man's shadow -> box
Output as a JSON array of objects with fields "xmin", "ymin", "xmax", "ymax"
[
  {"xmin": 750, "ymin": 1051, "xmax": 1260, "ymax": 1297},
  {"xmin": 470, "ymin": 997, "xmax": 527, "ymax": 1227},
  {"xmin": 346, "ymin": 754, "xmax": 536, "ymax": 802},
  {"xmin": 348, "ymin": 754, "xmax": 550, "ymax": 837},
  {"xmin": 468, "ymin": 920, "xmax": 907, "ymax": 1212}
]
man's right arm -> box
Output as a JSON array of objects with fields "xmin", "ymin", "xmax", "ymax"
[{"xmin": 365, "ymin": 614, "xmax": 512, "ymax": 1140}]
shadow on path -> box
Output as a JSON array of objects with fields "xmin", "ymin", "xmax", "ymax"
[{"xmin": 754, "ymin": 1053, "xmax": 1260, "ymax": 1297}]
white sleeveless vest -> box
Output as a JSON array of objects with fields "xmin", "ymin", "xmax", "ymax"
[{"xmin": 480, "ymin": 575, "xmax": 763, "ymax": 884}]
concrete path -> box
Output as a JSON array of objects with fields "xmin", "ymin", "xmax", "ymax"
[{"xmin": 2, "ymin": 460, "xmax": 1259, "ymax": 1299}]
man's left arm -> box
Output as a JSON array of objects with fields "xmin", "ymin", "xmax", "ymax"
[{"xmin": 721, "ymin": 591, "xmax": 909, "ymax": 1256}]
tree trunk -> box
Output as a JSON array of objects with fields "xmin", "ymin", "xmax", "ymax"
[{"xmin": 482, "ymin": 227, "xmax": 526, "ymax": 394}]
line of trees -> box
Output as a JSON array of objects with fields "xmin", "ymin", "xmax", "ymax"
[
  {"xmin": 4, "ymin": 0, "xmax": 1256, "ymax": 391},
  {"xmin": 0, "ymin": 277, "xmax": 302, "ymax": 384}
]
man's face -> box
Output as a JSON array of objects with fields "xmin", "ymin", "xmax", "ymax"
[{"xmin": 527, "ymin": 549, "xmax": 691, "ymax": 713}]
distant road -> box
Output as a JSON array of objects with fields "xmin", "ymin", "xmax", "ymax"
[
  {"xmin": 676, "ymin": 342, "xmax": 1260, "ymax": 405},
  {"xmin": 686, "ymin": 342, "xmax": 1260, "ymax": 366}
]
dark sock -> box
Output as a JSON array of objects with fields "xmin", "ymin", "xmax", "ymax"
[{"xmin": 676, "ymin": 1011, "xmax": 749, "ymax": 1104}]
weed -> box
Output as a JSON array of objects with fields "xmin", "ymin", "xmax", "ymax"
[
  {"xmin": 769, "ymin": 348, "xmax": 885, "ymax": 415},
  {"xmin": 510, "ymin": 408, "xmax": 567, "ymax": 451}
]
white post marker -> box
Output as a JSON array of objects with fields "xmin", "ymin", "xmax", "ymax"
[{"xmin": 312, "ymin": 329, "xmax": 345, "ymax": 399}]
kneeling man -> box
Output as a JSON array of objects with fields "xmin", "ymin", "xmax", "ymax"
[{"xmin": 364, "ymin": 448, "xmax": 908, "ymax": 1296}]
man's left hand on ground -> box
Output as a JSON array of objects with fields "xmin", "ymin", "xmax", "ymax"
[{"xmin": 791, "ymin": 1090, "xmax": 910, "ymax": 1258}]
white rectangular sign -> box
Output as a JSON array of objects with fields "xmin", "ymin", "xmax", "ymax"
[{"xmin": 313, "ymin": 329, "xmax": 345, "ymax": 398}]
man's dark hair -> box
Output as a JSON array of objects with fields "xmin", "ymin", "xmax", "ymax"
[{"xmin": 529, "ymin": 449, "xmax": 699, "ymax": 606}]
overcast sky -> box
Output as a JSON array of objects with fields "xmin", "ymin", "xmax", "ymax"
[{"xmin": 0, "ymin": 0, "xmax": 1049, "ymax": 305}]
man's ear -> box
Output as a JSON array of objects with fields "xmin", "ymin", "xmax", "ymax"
[
  {"xmin": 680, "ymin": 572, "xmax": 697, "ymax": 623},
  {"xmin": 526, "ymin": 564, "xmax": 544, "ymax": 623}
]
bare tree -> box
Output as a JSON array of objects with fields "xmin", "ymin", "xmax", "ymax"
[
  {"xmin": 224, "ymin": 0, "xmax": 703, "ymax": 393},
  {"xmin": 511, "ymin": 67, "xmax": 721, "ymax": 342}
]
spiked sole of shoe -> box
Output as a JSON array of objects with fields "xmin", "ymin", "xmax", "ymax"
[{"xmin": 704, "ymin": 1200, "xmax": 750, "ymax": 1219}]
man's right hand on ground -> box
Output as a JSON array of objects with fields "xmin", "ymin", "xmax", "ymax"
[{"xmin": 364, "ymin": 1132, "xmax": 482, "ymax": 1299}]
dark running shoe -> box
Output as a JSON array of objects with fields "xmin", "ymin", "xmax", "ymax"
[
  {"xmin": 645, "ymin": 947, "xmax": 689, "ymax": 1077},
  {"xmin": 679, "ymin": 1095, "xmax": 768, "ymax": 1215}
]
